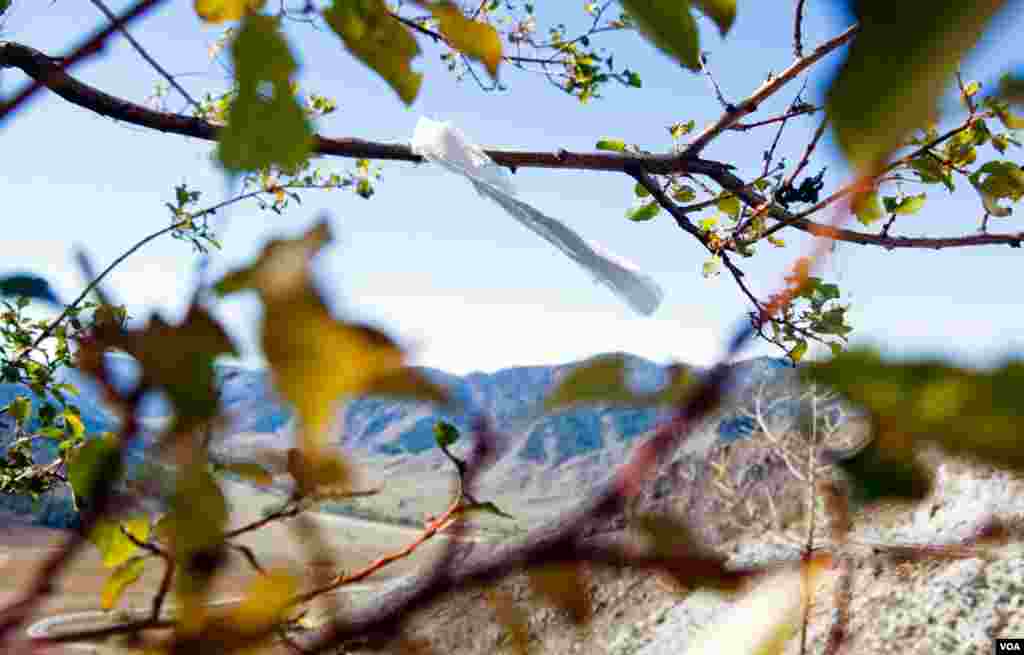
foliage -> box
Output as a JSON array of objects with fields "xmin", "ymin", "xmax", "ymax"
[{"xmin": 2, "ymin": 0, "xmax": 1024, "ymax": 653}]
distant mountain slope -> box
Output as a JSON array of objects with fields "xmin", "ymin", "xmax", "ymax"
[{"xmin": 2, "ymin": 352, "xmax": 805, "ymax": 528}]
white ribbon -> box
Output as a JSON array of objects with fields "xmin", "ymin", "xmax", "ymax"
[{"xmin": 410, "ymin": 117, "xmax": 663, "ymax": 316}]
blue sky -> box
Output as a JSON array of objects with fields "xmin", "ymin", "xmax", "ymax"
[{"xmin": 2, "ymin": 2, "xmax": 1024, "ymax": 374}]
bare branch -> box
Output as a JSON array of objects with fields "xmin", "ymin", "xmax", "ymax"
[{"xmin": 683, "ymin": 24, "xmax": 858, "ymax": 156}]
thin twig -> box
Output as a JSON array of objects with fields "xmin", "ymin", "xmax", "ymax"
[
  {"xmin": 794, "ymin": 0, "xmax": 808, "ymax": 58},
  {"xmin": 86, "ymin": 0, "xmax": 200, "ymax": 110}
]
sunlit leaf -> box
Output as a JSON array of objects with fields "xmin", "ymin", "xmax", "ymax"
[
  {"xmin": 215, "ymin": 220, "xmax": 448, "ymax": 455},
  {"xmin": 90, "ymin": 516, "xmax": 149, "ymax": 569},
  {"xmin": 0, "ymin": 273, "xmax": 60, "ymax": 305},
  {"xmin": 430, "ymin": 1, "xmax": 502, "ymax": 78},
  {"xmin": 228, "ymin": 569, "xmax": 298, "ymax": 635},
  {"xmin": 788, "ymin": 340, "xmax": 808, "ymax": 364},
  {"xmin": 544, "ymin": 354, "xmax": 693, "ymax": 411},
  {"xmin": 101, "ymin": 557, "xmax": 146, "ymax": 610},
  {"xmin": 621, "ymin": 0, "xmax": 700, "ymax": 71},
  {"xmin": 62, "ymin": 409, "xmax": 85, "ymax": 438},
  {"xmin": 627, "ymin": 201, "xmax": 660, "ymax": 222},
  {"xmin": 194, "ymin": 0, "xmax": 263, "ymax": 23},
  {"xmin": 595, "ymin": 139, "xmax": 627, "ymax": 152},
  {"xmin": 219, "ymin": 15, "xmax": 314, "ymax": 172},
  {"xmin": 851, "ymin": 189, "xmax": 883, "ymax": 226},
  {"xmin": 528, "ymin": 563, "xmax": 590, "ymax": 624},
  {"xmin": 686, "ymin": 556, "xmax": 831, "ymax": 655},
  {"xmin": 892, "ymin": 193, "xmax": 926, "ymax": 215},
  {"xmin": 827, "ymin": 1, "xmax": 1005, "ymax": 171},
  {"xmin": 716, "ymin": 194, "xmax": 741, "ymax": 218},
  {"xmin": 325, "ymin": 0, "xmax": 423, "ymax": 105}
]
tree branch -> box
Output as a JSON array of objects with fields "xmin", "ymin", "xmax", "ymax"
[
  {"xmin": 683, "ymin": 24, "xmax": 858, "ymax": 157},
  {"xmin": 0, "ymin": 41, "xmax": 733, "ymax": 177}
]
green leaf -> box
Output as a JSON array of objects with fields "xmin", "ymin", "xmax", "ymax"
[
  {"xmin": 193, "ymin": 0, "xmax": 264, "ymax": 22},
  {"xmin": 716, "ymin": 194, "xmax": 741, "ymax": 218},
  {"xmin": 68, "ymin": 434, "xmax": 119, "ymax": 505},
  {"xmin": 433, "ymin": 420, "xmax": 460, "ymax": 448},
  {"xmin": 325, "ymin": 0, "xmax": 423, "ymax": 105},
  {"xmin": 893, "ymin": 193, "xmax": 926, "ymax": 215},
  {"xmin": 634, "ymin": 182, "xmax": 651, "ymax": 198},
  {"xmin": 462, "ymin": 500, "xmax": 514, "ymax": 520},
  {"xmin": 0, "ymin": 274, "xmax": 60, "ymax": 305},
  {"xmin": 826, "ymin": 2, "xmax": 1005, "ymax": 171},
  {"xmin": 668, "ymin": 120, "xmax": 695, "ymax": 139},
  {"xmin": 62, "ymin": 410, "xmax": 85, "ymax": 439},
  {"xmin": 101, "ymin": 557, "xmax": 146, "ymax": 611},
  {"xmin": 544, "ymin": 354, "xmax": 693, "ymax": 411},
  {"xmin": 672, "ymin": 184, "xmax": 697, "ymax": 202},
  {"xmin": 621, "ymin": 0, "xmax": 701, "ymax": 71},
  {"xmin": 170, "ymin": 467, "xmax": 228, "ymax": 558},
  {"xmin": 89, "ymin": 516, "xmax": 149, "ymax": 569},
  {"xmin": 851, "ymin": 190, "xmax": 883, "ymax": 226},
  {"xmin": 218, "ymin": 15, "xmax": 314, "ymax": 173},
  {"xmin": 595, "ymin": 139, "xmax": 627, "ymax": 152},
  {"xmin": 788, "ymin": 340, "xmax": 808, "ymax": 364},
  {"xmin": 691, "ymin": 0, "xmax": 736, "ymax": 35},
  {"xmin": 430, "ymin": 1, "xmax": 502, "ymax": 78},
  {"xmin": 5, "ymin": 395, "xmax": 31, "ymax": 427},
  {"xmin": 626, "ymin": 201, "xmax": 661, "ymax": 222},
  {"xmin": 806, "ymin": 348, "xmax": 1024, "ymax": 475}
]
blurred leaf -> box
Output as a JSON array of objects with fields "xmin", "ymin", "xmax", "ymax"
[
  {"xmin": 430, "ymin": 1, "xmax": 502, "ymax": 78},
  {"xmin": 62, "ymin": 409, "xmax": 85, "ymax": 439},
  {"xmin": 826, "ymin": 1, "xmax": 1005, "ymax": 171},
  {"xmin": 528, "ymin": 563, "xmax": 590, "ymax": 624},
  {"xmin": 227, "ymin": 569, "xmax": 297, "ymax": 635},
  {"xmin": 287, "ymin": 447, "xmax": 351, "ymax": 498},
  {"xmin": 692, "ymin": 0, "xmax": 736, "ymax": 35},
  {"xmin": 220, "ymin": 461, "xmax": 274, "ymax": 486},
  {"xmin": 434, "ymin": 420, "xmax": 460, "ymax": 448},
  {"xmin": 626, "ymin": 201, "xmax": 661, "ymax": 222},
  {"xmin": 101, "ymin": 557, "xmax": 147, "ymax": 610},
  {"xmin": 216, "ymin": 220, "xmax": 445, "ymax": 455},
  {"xmin": 595, "ymin": 139, "xmax": 627, "ymax": 151},
  {"xmin": 635, "ymin": 514, "xmax": 745, "ymax": 593},
  {"xmin": 822, "ymin": 421, "xmax": 933, "ymax": 504},
  {"xmin": 90, "ymin": 305, "xmax": 237, "ymax": 436},
  {"xmin": 0, "ymin": 273, "xmax": 60, "ymax": 305},
  {"xmin": 486, "ymin": 588, "xmax": 530, "ymax": 655},
  {"xmin": 68, "ymin": 434, "xmax": 119, "ymax": 504},
  {"xmin": 544, "ymin": 354, "xmax": 693, "ymax": 411},
  {"xmin": 170, "ymin": 466, "xmax": 228, "ymax": 558},
  {"xmin": 219, "ymin": 15, "xmax": 314, "ymax": 172},
  {"xmin": 807, "ymin": 348, "xmax": 1024, "ymax": 474},
  {"xmin": 90, "ymin": 516, "xmax": 149, "ymax": 569},
  {"xmin": 325, "ymin": 0, "xmax": 423, "ymax": 104},
  {"xmin": 5, "ymin": 395, "xmax": 31, "ymax": 427},
  {"xmin": 621, "ymin": 0, "xmax": 700, "ymax": 71},
  {"xmin": 687, "ymin": 556, "xmax": 831, "ymax": 655},
  {"xmin": 194, "ymin": 0, "xmax": 263, "ymax": 22}
]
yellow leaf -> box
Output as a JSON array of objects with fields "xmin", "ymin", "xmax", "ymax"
[
  {"xmin": 215, "ymin": 220, "xmax": 450, "ymax": 454},
  {"xmin": 325, "ymin": 0, "xmax": 423, "ymax": 105},
  {"xmin": 194, "ymin": 0, "xmax": 264, "ymax": 23},
  {"xmin": 544, "ymin": 354, "xmax": 693, "ymax": 411},
  {"xmin": 101, "ymin": 557, "xmax": 146, "ymax": 610},
  {"xmin": 687, "ymin": 556, "xmax": 831, "ymax": 655},
  {"xmin": 287, "ymin": 447, "xmax": 351, "ymax": 498},
  {"xmin": 90, "ymin": 516, "xmax": 149, "ymax": 569},
  {"xmin": 228, "ymin": 569, "xmax": 298, "ymax": 635},
  {"xmin": 430, "ymin": 1, "xmax": 502, "ymax": 78}
]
